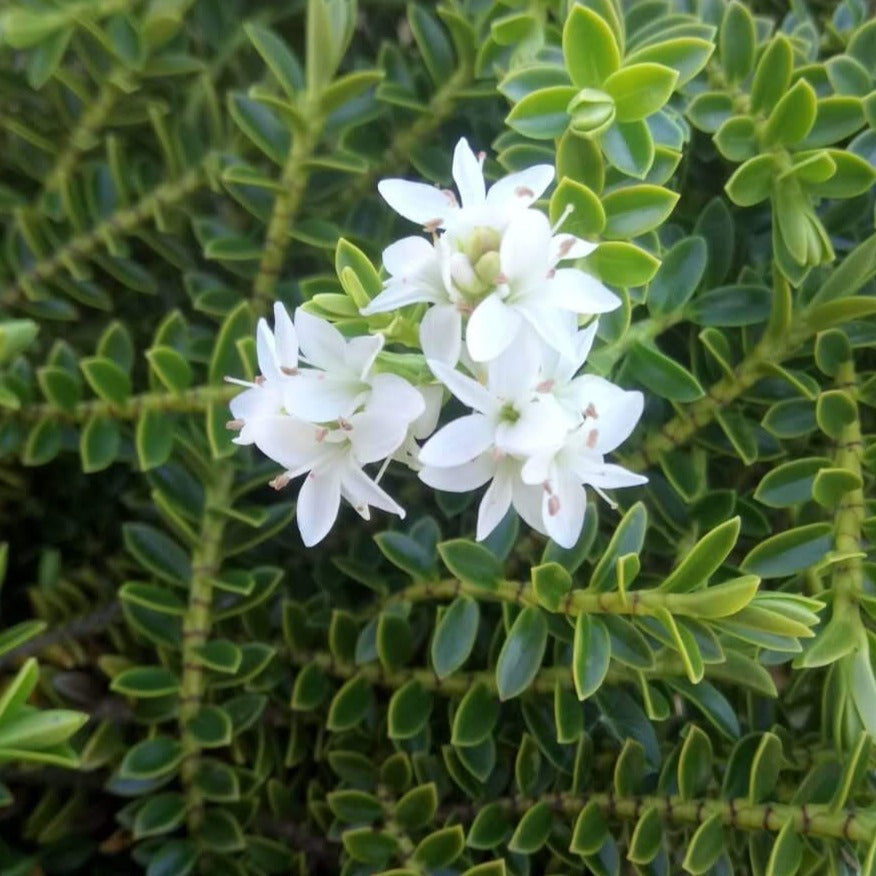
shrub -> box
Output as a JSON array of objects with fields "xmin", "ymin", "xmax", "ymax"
[{"xmin": 0, "ymin": 0, "xmax": 874, "ymax": 873}]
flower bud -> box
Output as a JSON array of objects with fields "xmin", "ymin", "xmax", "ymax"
[{"xmin": 567, "ymin": 88, "xmax": 616, "ymax": 137}]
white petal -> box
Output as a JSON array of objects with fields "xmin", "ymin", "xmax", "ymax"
[
  {"xmin": 256, "ymin": 319, "xmax": 279, "ymax": 381},
  {"xmin": 229, "ymin": 384, "xmax": 280, "ymax": 424},
  {"xmin": 419, "ymin": 413, "xmax": 495, "ymax": 467},
  {"xmin": 419, "ymin": 454, "xmax": 495, "ymax": 492},
  {"xmin": 476, "ymin": 471, "xmax": 513, "ymax": 540},
  {"xmin": 348, "ymin": 410, "xmax": 408, "ymax": 463},
  {"xmin": 251, "ymin": 416, "xmax": 327, "ymax": 470},
  {"xmin": 420, "ymin": 305, "xmax": 462, "ymax": 365},
  {"xmin": 297, "ymin": 465, "xmax": 342, "ymax": 546},
  {"xmin": 574, "ymin": 377, "xmax": 644, "ymax": 452},
  {"xmin": 368, "ymin": 373, "xmax": 426, "ymax": 424},
  {"xmin": 496, "ymin": 397, "xmax": 571, "ymax": 456},
  {"xmin": 516, "ymin": 304, "xmax": 578, "ymax": 361},
  {"xmin": 341, "ymin": 463, "xmax": 405, "ymax": 517},
  {"xmin": 345, "ymin": 333, "xmax": 384, "ymax": 380},
  {"xmin": 512, "ymin": 476, "xmax": 548, "ymax": 536},
  {"xmin": 273, "ymin": 303, "xmax": 298, "ymax": 370},
  {"xmin": 452, "ymin": 138, "xmax": 486, "ymax": 208},
  {"xmin": 411, "ymin": 384, "xmax": 443, "ymax": 440},
  {"xmin": 382, "ymin": 235, "xmax": 436, "ymax": 276},
  {"xmin": 486, "ymin": 165, "xmax": 555, "ymax": 210},
  {"xmin": 486, "ymin": 331, "xmax": 540, "ymax": 401},
  {"xmin": 466, "ymin": 294, "xmax": 522, "ymax": 362},
  {"xmin": 283, "ymin": 373, "xmax": 366, "ymax": 422},
  {"xmin": 429, "ymin": 360, "xmax": 497, "ymax": 414},
  {"xmin": 521, "ymin": 449, "xmax": 558, "ymax": 485},
  {"xmin": 545, "ymin": 269, "xmax": 621, "ymax": 314},
  {"xmin": 378, "ymin": 179, "xmax": 455, "ymax": 227},
  {"xmin": 579, "ymin": 462, "xmax": 649, "ymax": 489},
  {"xmin": 549, "ymin": 233, "xmax": 598, "ymax": 263},
  {"xmin": 360, "ymin": 278, "xmax": 444, "ymax": 315},
  {"xmin": 543, "ymin": 475, "xmax": 587, "ymax": 549},
  {"xmin": 295, "ymin": 310, "xmax": 347, "ymax": 371},
  {"xmin": 500, "ymin": 209, "xmax": 553, "ymax": 289}
]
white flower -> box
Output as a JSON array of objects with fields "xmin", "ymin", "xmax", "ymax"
[
  {"xmin": 227, "ymin": 302, "xmax": 298, "ymax": 446},
  {"xmin": 521, "ymin": 379, "xmax": 648, "ymax": 547},
  {"xmin": 418, "ymin": 331, "xmax": 647, "ymax": 547},
  {"xmin": 418, "ymin": 339, "xmax": 575, "ymax": 540},
  {"xmin": 362, "ymin": 138, "xmax": 620, "ymax": 365},
  {"xmin": 227, "ymin": 306, "xmax": 426, "ymax": 546},
  {"xmin": 377, "ymin": 136, "xmax": 554, "ymax": 233}
]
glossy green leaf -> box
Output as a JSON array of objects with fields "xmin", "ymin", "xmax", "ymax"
[
  {"xmin": 495, "ymin": 606, "xmax": 548, "ymax": 700},
  {"xmin": 431, "ymin": 596, "xmax": 480, "ymax": 679}
]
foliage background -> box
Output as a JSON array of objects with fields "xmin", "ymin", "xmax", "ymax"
[{"xmin": 0, "ymin": 0, "xmax": 874, "ymax": 874}]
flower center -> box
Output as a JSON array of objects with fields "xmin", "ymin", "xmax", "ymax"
[
  {"xmin": 498, "ymin": 401, "xmax": 520, "ymax": 424},
  {"xmin": 449, "ymin": 225, "xmax": 504, "ymax": 303}
]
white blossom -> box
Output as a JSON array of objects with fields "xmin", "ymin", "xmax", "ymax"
[
  {"xmin": 227, "ymin": 305, "xmax": 425, "ymax": 547},
  {"xmin": 361, "ymin": 137, "xmax": 620, "ymax": 365}
]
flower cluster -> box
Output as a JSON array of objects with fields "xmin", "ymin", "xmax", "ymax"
[{"xmin": 228, "ymin": 139, "xmax": 647, "ymax": 548}]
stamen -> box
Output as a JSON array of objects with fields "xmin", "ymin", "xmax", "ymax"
[
  {"xmin": 268, "ymin": 473, "xmax": 291, "ymax": 490},
  {"xmin": 585, "ymin": 403, "xmax": 598, "ymax": 419},
  {"xmin": 593, "ymin": 484, "xmax": 618, "ymax": 509},
  {"xmin": 226, "ymin": 419, "xmax": 244, "ymax": 431},
  {"xmin": 477, "ymin": 151, "xmax": 486, "ymax": 165},
  {"xmin": 586, "ymin": 428, "xmax": 599, "ymax": 449},
  {"xmin": 224, "ymin": 376, "xmax": 254, "ymax": 387},
  {"xmin": 558, "ymin": 237, "xmax": 576, "ymax": 257},
  {"xmin": 546, "ymin": 268, "xmax": 556, "ymax": 279},
  {"xmin": 254, "ymin": 375, "xmax": 267, "ymax": 386},
  {"xmin": 442, "ymin": 189, "xmax": 459, "ymax": 207},
  {"xmin": 494, "ymin": 272, "xmax": 509, "ymax": 284},
  {"xmin": 424, "ymin": 218, "xmax": 443, "ymax": 233},
  {"xmin": 515, "ymin": 185, "xmax": 535, "ymax": 199},
  {"xmin": 536, "ymin": 379, "xmax": 555, "ymax": 393},
  {"xmin": 551, "ymin": 203, "xmax": 575, "ymax": 233},
  {"xmin": 280, "ymin": 366, "xmax": 299, "ymax": 376},
  {"xmin": 337, "ymin": 418, "xmax": 353, "ymax": 431},
  {"xmin": 548, "ymin": 495, "xmax": 561, "ymax": 516},
  {"xmin": 375, "ymin": 456, "xmax": 392, "ymax": 484},
  {"xmin": 316, "ymin": 428, "xmax": 329, "ymax": 442}
]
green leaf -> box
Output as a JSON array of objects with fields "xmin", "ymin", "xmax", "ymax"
[
  {"xmin": 146, "ymin": 346, "xmax": 192, "ymax": 394},
  {"xmin": 602, "ymin": 184, "xmax": 679, "ymax": 238},
  {"xmin": 133, "ymin": 792, "xmax": 187, "ymax": 839},
  {"xmin": 549, "ymin": 178, "xmax": 605, "ymax": 237},
  {"xmin": 508, "ymin": 801, "xmax": 552, "ymax": 853},
  {"xmin": 123, "ymin": 523, "xmax": 190, "ymax": 586},
  {"xmin": 687, "ymin": 91, "xmax": 734, "ymax": 133},
  {"xmin": 506, "ymin": 86, "xmax": 577, "ymax": 139},
  {"xmin": 413, "ymin": 825, "xmax": 465, "ymax": 868},
  {"xmin": 726, "ymin": 154, "xmax": 778, "ymax": 206},
  {"xmin": 800, "ymin": 96, "xmax": 865, "ymax": 149},
  {"xmin": 628, "ymin": 804, "xmax": 662, "ymax": 864},
  {"xmin": 145, "ymin": 840, "xmax": 197, "ymax": 876},
  {"xmin": 626, "ymin": 341, "xmax": 704, "ymax": 402},
  {"xmin": 682, "ymin": 812, "xmax": 724, "ymax": 874},
  {"xmin": 763, "ymin": 79, "xmax": 817, "ymax": 147},
  {"xmin": 192, "ymin": 640, "xmax": 242, "ymax": 674},
  {"xmin": 136, "ymin": 408, "xmax": 174, "ymax": 472},
  {"xmin": 591, "ymin": 503, "xmax": 648, "ymax": 591},
  {"xmin": 452, "ymin": 681, "xmax": 499, "ymax": 745},
  {"xmin": 600, "ymin": 119, "xmax": 655, "ymax": 178},
  {"xmin": 291, "ymin": 661, "xmax": 329, "ymax": 711},
  {"xmin": 388, "ymin": 680, "xmax": 432, "ymax": 740},
  {"xmin": 495, "ymin": 606, "xmax": 548, "ymax": 701},
  {"xmin": 327, "ymin": 674, "xmax": 373, "ymax": 731},
  {"xmin": 749, "ymin": 732, "xmax": 782, "ymax": 803},
  {"xmin": 375, "ymin": 531, "xmax": 436, "ymax": 580},
  {"xmin": 626, "ymin": 37, "xmax": 713, "ymax": 86},
  {"xmin": 816, "ymin": 389, "xmax": 857, "ymax": 439},
  {"xmin": 408, "ymin": 5, "xmax": 455, "ymax": 86},
  {"xmin": 813, "ymin": 467, "xmax": 862, "ymax": 508},
  {"xmin": 200, "ymin": 808, "xmax": 245, "ymax": 852},
  {"xmin": 586, "ymin": 242, "xmax": 660, "ymax": 286},
  {"xmin": 377, "ymin": 612, "xmax": 412, "ymax": 671},
  {"xmin": 603, "ymin": 63, "xmax": 678, "ymax": 122},
  {"xmin": 119, "ymin": 736, "xmax": 183, "ymax": 779},
  {"xmin": 571, "ymin": 799, "xmax": 609, "ymax": 856},
  {"xmin": 431, "ymin": 596, "xmax": 479, "ymax": 679},
  {"xmin": 573, "ymin": 614, "xmax": 611, "ymax": 700},
  {"xmin": 467, "ymin": 801, "xmax": 511, "ymax": 849},
  {"xmin": 186, "ymin": 706, "xmax": 232, "ymax": 748},
  {"xmin": 80, "ymin": 356, "xmax": 131, "ymax": 406},
  {"xmin": 750, "ymin": 35, "xmax": 793, "ymax": 114},
  {"xmin": 438, "ymin": 539, "xmax": 502, "ymax": 590},
  {"xmin": 342, "ymin": 827, "xmax": 399, "ymax": 865},
  {"xmin": 689, "ymin": 284, "xmax": 772, "ymax": 326},
  {"xmin": 327, "ymin": 789, "xmax": 382, "ymax": 824},
  {"xmin": 208, "ymin": 301, "xmax": 252, "ymax": 385},
  {"xmin": 660, "ymin": 517, "xmax": 740, "ymax": 592},
  {"xmin": 37, "ymin": 366, "xmax": 81, "ymax": 412},
  {"xmin": 714, "ymin": 116, "xmax": 757, "ymax": 161},
  {"xmin": 719, "ymin": 1, "xmax": 756, "ymax": 84},
  {"xmin": 0, "ymin": 659, "xmax": 40, "ymax": 721},
  {"xmin": 244, "ymin": 23, "xmax": 301, "ymax": 100},
  {"xmin": 395, "ymin": 783, "xmax": 438, "ymax": 831},
  {"xmin": 766, "ymin": 818, "xmax": 802, "ymax": 876},
  {"xmin": 648, "ymin": 236, "xmax": 707, "ymax": 314},
  {"xmin": 563, "ymin": 5, "xmax": 620, "ymax": 88},
  {"xmin": 741, "ymin": 524, "xmax": 834, "ymax": 578},
  {"xmin": 678, "ymin": 725, "xmax": 713, "ymax": 800},
  {"xmin": 111, "ymin": 666, "xmax": 180, "ymax": 698},
  {"xmin": 22, "ymin": 417, "xmax": 62, "ymax": 467}
]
